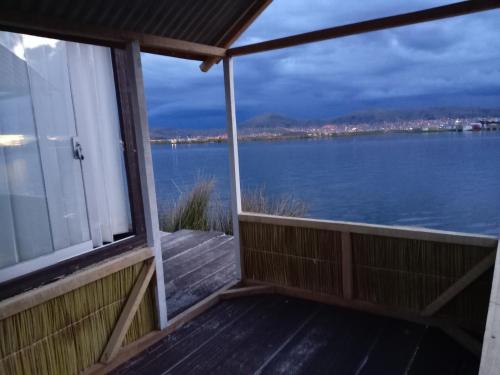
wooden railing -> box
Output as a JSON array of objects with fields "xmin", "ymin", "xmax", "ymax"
[{"xmin": 239, "ymin": 213, "xmax": 498, "ymax": 346}]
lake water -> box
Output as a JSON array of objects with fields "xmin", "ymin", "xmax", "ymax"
[{"xmin": 152, "ymin": 132, "xmax": 500, "ymax": 236}]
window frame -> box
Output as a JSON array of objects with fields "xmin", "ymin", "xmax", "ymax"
[{"xmin": 0, "ymin": 37, "xmax": 147, "ymax": 299}]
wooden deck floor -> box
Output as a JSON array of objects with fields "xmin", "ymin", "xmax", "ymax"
[
  {"xmin": 161, "ymin": 230, "xmax": 237, "ymax": 317},
  {"xmin": 114, "ymin": 295, "xmax": 479, "ymax": 374}
]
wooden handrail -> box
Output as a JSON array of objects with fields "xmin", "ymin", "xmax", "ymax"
[{"xmin": 239, "ymin": 212, "xmax": 498, "ymax": 248}]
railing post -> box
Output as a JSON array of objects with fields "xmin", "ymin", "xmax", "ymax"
[
  {"xmin": 223, "ymin": 56, "xmax": 243, "ymax": 280},
  {"xmin": 341, "ymin": 232, "xmax": 353, "ymax": 299},
  {"xmin": 126, "ymin": 40, "xmax": 168, "ymax": 328}
]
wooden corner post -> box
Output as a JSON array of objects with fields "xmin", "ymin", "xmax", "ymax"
[
  {"xmin": 223, "ymin": 57, "xmax": 243, "ymax": 280},
  {"xmin": 126, "ymin": 40, "xmax": 168, "ymax": 328}
]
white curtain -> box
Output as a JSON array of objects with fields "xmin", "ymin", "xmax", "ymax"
[
  {"xmin": 66, "ymin": 43, "xmax": 132, "ymax": 246},
  {"xmin": 67, "ymin": 43, "xmax": 131, "ymax": 246},
  {"xmin": 0, "ymin": 31, "xmax": 132, "ymax": 270}
]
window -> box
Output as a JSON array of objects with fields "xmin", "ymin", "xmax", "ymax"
[{"xmin": 0, "ymin": 31, "xmax": 132, "ymax": 282}]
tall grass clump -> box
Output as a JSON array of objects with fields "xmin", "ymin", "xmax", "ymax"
[
  {"xmin": 241, "ymin": 187, "xmax": 308, "ymax": 217},
  {"xmin": 160, "ymin": 178, "xmax": 308, "ymax": 235},
  {"xmin": 160, "ymin": 179, "xmax": 214, "ymax": 232}
]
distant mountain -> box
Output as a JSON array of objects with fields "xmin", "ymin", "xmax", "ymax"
[
  {"xmin": 331, "ymin": 107, "xmax": 500, "ymax": 125},
  {"xmin": 150, "ymin": 107, "xmax": 500, "ymax": 139},
  {"xmin": 150, "ymin": 127, "xmax": 225, "ymax": 140},
  {"xmin": 240, "ymin": 113, "xmax": 301, "ymax": 129},
  {"xmin": 238, "ymin": 107, "xmax": 500, "ymax": 130}
]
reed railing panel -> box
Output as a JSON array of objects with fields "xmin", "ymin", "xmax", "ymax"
[
  {"xmin": 239, "ymin": 213, "xmax": 498, "ymax": 336},
  {"xmin": 240, "ymin": 221, "xmax": 343, "ymax": 295},
  {"xmin": 352, "ymin": 233, "xmax": 494, "ymax": 333},
  {"xmin": 0, "ymin": 259, "xmax": 156, "ymax": 375}
]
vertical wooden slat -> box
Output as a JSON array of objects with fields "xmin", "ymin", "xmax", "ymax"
[
  {"xmin": 111, "ymin": 47, "xmax": 146, "ymax": 237},
  {"xmin": 223, "ymin": 56, "xmax": 243, "ymax": 280},
  {"xmin": 341, "ymin": 232, "xmax": 353, "ymax": 299}
]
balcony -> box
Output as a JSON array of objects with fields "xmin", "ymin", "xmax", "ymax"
[{"xmin": 120, "ymin": 213, "xmax": 498, "ymax": 374}]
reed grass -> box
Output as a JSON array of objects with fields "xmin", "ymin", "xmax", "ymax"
[
  {"xmin": 160, "ymin": 178, "xmax": 308, "ymax": 235},
  {"xmin": 0, "ymin": 261, "xmax": 156, "ymax": 375},
  {"xmin": 160, "ymin": 179, "xmax": 214, "ymax": 232}
]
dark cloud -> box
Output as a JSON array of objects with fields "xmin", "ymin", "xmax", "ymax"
[{"xmin": 141, "ymin": 1, "xmax": 500, "ymax": 128}]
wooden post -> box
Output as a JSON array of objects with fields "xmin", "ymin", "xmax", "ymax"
[
  {"xmin": 341, "ymin": 232, "xmax": 353, "ymax": 299},
  {"xmin": 126, "ymin": 41, "xmax": 168, "ymax": 328},
  {"xmin": 479, "ymin": 241, "xmax": 500, "ymax": 375},
  {"xmin": 223, "ymin": 57, "xmax": 243, "ymax": 280}
]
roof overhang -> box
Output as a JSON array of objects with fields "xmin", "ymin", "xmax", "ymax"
[{"xmin": 0, "ymin": 0, "xmax": 272, "ymax": 69}]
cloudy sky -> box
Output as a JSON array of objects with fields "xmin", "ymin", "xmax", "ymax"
[{"xmin": 141, "ymin": 1, "xmax": 500, "ymax": 129}]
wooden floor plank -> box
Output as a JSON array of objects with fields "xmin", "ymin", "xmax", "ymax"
[
  {"xmin": 167, "ymin": 261, "xmax": 237, "ymax": 317},
  {"xmin": 357, "ymin": 320, "xmax": 426, "ymax": 375},
  {"xmin": 259, "ymin": 304, "xmax": 388, "ymax": 375},
  {"xmin": 113, "ymin": 296, "xmax": 481, "ymax": 375},
  {"xmin": 164, "ymin": 297, "xmax": 313, "ymax": 374},
  {"xmin": 112, "ymin": 297, "xmax": 264, "ymax": 374},
  {"xmin": 161, "ymin": 230, "xmax": 225, "ymax": 261},
  {"xmin": 208, "ymin": 298, "xmax": 317, "ymax": 375},
  {"xmin": 166, "ymin": 250, "xmax": 234, "ymax": 298},
  {"xmin": 407, "ymin": 328, "xmax": 479, "ymax": 375},
  {"xmin": 161, "ymin": 230, "xmax": 236, "ymax": 317},
  {"xmin": 141, "ymin": 297, "xmax": 278, "ymax": 374},
  {"xmin": 164, "ymin": 236, "xmax": 233, "ymax": 283}
]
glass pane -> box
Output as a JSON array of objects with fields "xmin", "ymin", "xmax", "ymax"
[
  {"xmin": 0, "ymin": 30, "xmax": 134, "ymax": 274},
  {"xmin": 0, "ymin": 32, "xmax": 53, "ymax": 266},
  {"xmin": 23, "ymin": 34, "xmax": 91, "ymax": 249}
]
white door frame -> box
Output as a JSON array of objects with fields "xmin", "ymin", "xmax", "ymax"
[{"xmin": 126, "ymin": 41, "xmax": 168, "ymax": 329}]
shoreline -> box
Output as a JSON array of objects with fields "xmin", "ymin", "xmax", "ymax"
[{"xmin": 150, "ymin": 128, "xmax": 491, "ymax": 145}]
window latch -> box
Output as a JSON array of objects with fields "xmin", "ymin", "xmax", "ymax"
[{"xmin": 72, "ymin": 137, "xmax": 84, "ymax": 161}]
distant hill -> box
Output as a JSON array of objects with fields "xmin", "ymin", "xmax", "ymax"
[
  {"xmin": 240, "ymin": 113, "xmax": 301, "ymax": 129},
  {"xmin": 239, "ymin": 107, "xmax": 500, "ymax": 130},
  {"xmin": 150, "ymin": 107, "xmax": 500, "ymax": 139},
  {"xmin": 331, "ymin": 107, "xmax": 500, "ymax": 125},
  {"xmin": 150, "ymin": 127, "xmax": 225, "ymax": 140}
]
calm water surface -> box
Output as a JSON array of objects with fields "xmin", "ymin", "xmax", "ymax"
[{"xmin": 152, "ymin": 132, "xmax": 500, "ymax": 236}]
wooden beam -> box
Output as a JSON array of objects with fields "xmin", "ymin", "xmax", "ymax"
[
  {"xmin": 219, "ymin": 285, "xmax": 275, "ymax": 300},
  {"xmin": 100, "ymin": 259, "xmax": 156, "ymax": 363},
  {"xmin": 200, "ymin": 0, "xmax": 273, "ymax": 72},
  {"xmin": 440, "ymin": 324, "xmax": 483, "ymax": 358},
  {"xmin": 341, "ymin": 232, "xmax": 353, "ymax": 299},
  {"xmin": 244, "ymin": 279, "xmax": 432, "ymax": 326},
  {"xmin": 125, "ymin": 41, "xmax": 168, "ymax": 328},
  {"xmin": 239, "ymin": 213, "xmax": 499, "ymax": 248},
  {"xmin": 228, "ymin": 1, "xmax": 500, "ymax": 56},
  {"xmin": 0, "ymin": 10, "xmax": 225, "ymax": 60},
  {"xmin": 223, "ymin": 57, "xmax": 243, "ymax": 280},
  {"xmin": 422, "ymin": 251, "xmax": 497, "ymax": 317},
  {"xmin": 0, "ymin": 247, "xmax": 153, "ymax": 320}
]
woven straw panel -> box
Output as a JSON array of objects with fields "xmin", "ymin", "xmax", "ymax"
[
  {"xmin": 241, "ymin": 222, "xmax": 343, "ymax": 295},
  {"xmin": 0, "ymin": 261, "xmax": 156, "ymax": 375},
  {"xmin": 352, "ymin": 233, "xmax": 494, "ymax": 333}
]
